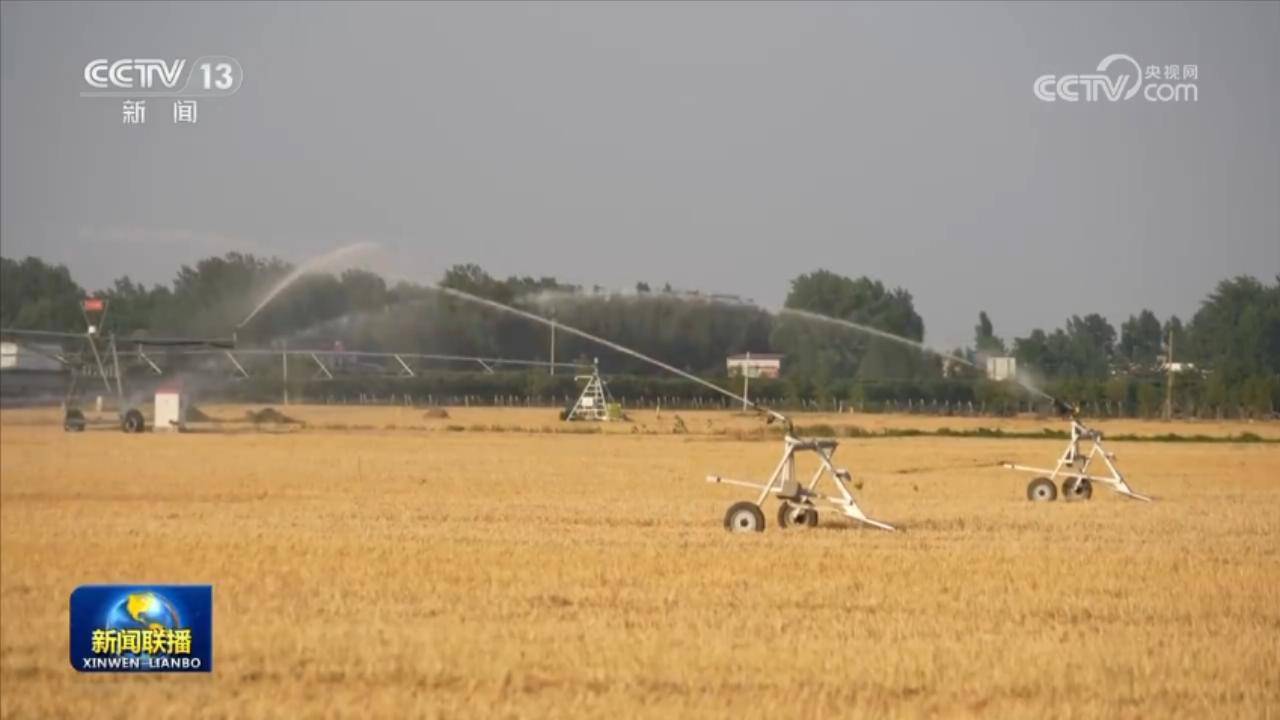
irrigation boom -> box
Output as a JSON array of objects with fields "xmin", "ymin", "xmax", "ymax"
[{"xmin": 429, "ymin": 284, "xmax": 792, "ymax": 428}]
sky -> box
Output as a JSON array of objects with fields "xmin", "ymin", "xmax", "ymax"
[{"xmin": 1, "ymin": 1, "xmax": 1277, "ymax": 350}]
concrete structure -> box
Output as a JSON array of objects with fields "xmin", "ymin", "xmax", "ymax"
[{"xmin": 726, "ymin": 353, "xmax": 782, "ymax": 379}]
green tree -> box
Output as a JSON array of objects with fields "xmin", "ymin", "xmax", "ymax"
[
  {"xmin": 98, "ymin": 276, "xmax": 172, "ymax": 335},
  {"xmin": 771, "ymin": 270, "xmax": 927, "ymax": 386},
  {"xmin": 1185, "ymin": 276, "xmax": 1280, "ymax": 383},
  {"xmin": 1063, "ymin": 314, "xmax": 1116, "ymax": 378},
  {"xmin": 439, "ymin": 264, "xmax": 512, "ymax": 303},
  {"xmin": 1118, "ymin": 309, "xmax": 1163, "ymax": 368},
  {"xmin": 974, "ymin": 311, "xmax": 1006, "ymax": 357},
  {"xmin": 152, "ymin": 252, "xmax": 291, "ymax": 337},
  {"xmin": 0, "ymin": 256, "xmax": 87, "ymax": 331},
  {"xmin": 1013, "ymin": 314, "xmax": 1115, "ymax": 380},
  {"xmin": 339, "ymin": 269, "xmax": 390, "ymax": 312}
]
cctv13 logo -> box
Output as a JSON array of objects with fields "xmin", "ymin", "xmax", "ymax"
[{"xmin": 70, "ymin": 585, "xmax": 212, "ymax": 672}]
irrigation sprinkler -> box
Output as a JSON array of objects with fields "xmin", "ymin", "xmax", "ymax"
[
  {"xmin": 425, "ymin": 284, "xmax": 897, "ymax": 532},
  {"xmin": 708, "ymin": 432, "xmax": 895, "ymax": 532},
  {"xmin": 778, "ymin": 307, "xmax": 1153, "ymax": 509},
  {"xmin": 1000, "ymin": 406, "xmax": 1151, "ymax": 503}
]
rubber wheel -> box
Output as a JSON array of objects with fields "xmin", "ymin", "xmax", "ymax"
[
  {"xmin": 122, "ymin": 409, "xmax": 146, "ymax": 434},
  {"xmin": 64, "ymin": 408, "xmax": 86, "ymax": 432},
  {"xmin": 1062, "ymin": 477, "xmax": 1093, "ymax": 501},
  {"xmin": 724, "ymin": 501, "xmax": 765, "ymax": 533},
  {"xmin": 777, "ymin": 501, "xmax": 819, "ymax": 528},
  {"xmin": 1027, "ymin": 477, "xmax": 1057, "ymax": 502}
]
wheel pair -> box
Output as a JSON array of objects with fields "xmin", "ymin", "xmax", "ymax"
[
  {"xmin": 1027, "ymin": 476, "xmax": 1093, "ymax": 502},
  {"xmin": 723, "ymin": 501, "xmax": 819, "ymax": 533},
  {"xmin": 64, "ymin": 408, "xmax": 86, "ymax": 433}
]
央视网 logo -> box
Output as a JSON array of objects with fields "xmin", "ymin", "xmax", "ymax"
[{"xmin": 1034, "ymin": 53, "xmax": 1199, "ymax": 103}]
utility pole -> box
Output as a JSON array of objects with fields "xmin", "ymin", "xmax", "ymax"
[
  {"xmin": 742, "ymin": 351, "xmax": 750, "ymax": 412},
  {"xmin": 282, "ymin": 341, "xmax": 289, "ymax": 406},
  {"xmin": 549, "ymin": 320, "xmax": 556, "ymax": 376},
  {"xmin": 1163, "ymin": 329, "xmax": 1174, "ymax": 420}
]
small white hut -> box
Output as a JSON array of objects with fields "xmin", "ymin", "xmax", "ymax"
[{"xmin": 154, "ymin": 382, "xmax": 188, "ymax": 432}]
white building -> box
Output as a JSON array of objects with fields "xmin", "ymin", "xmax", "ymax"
[
  {"xmin": 985, "ymin": 356, "xmax": 1017, "ymax": 382},
  {"xmin": 726, "ymin": 353, "xmax": 783, "ymax": 379},
  {"xmin": 0, "ymin": 342, "xmax": 62, "ymax": 372}
]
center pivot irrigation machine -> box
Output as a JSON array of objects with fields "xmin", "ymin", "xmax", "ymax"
[
  {"xmin": 1, "ymin": 298, "xmax": 234, "ymax": 433},
  {"xmin": 706, "ymin": 411, "xmax": 896, "ymax": 533},
  {"xmin": 1000, "ymin": 403, "xmax": 1151, "ymax": 503},
  {"xmin": 562, "ymin": 358, "xmax": 622, "ymax": 421}
]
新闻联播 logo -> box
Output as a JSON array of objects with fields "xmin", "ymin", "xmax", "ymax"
[{"xmin": 70, "ymin": 585, "xmax": 212, "ymax": 672}]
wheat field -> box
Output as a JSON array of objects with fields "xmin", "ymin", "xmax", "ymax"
[{"xmin": 1, "ymin": 405, "xmax": 1277, "ymax": 718}]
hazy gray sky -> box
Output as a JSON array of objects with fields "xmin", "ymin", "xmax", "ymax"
[{"xmin": 2, "ymin": 1, "xmax": 1277, "ymax": 349}]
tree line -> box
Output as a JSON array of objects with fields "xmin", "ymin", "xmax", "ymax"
[{"xmin": 1, "ymin": 254, "xmax": 1276, "ymax": 416}]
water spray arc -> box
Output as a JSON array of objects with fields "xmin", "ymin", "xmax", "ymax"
[
  {"xmin": 238, "ymin": 242, "xmax": 380, "ymax": 329},
  {"xmin": 426, "ymin": 284, "xmax": 896, "ymax": 532},
  {"xmin": 778, "ymin": 307, "xmax": 1057, "ymax": 402}
]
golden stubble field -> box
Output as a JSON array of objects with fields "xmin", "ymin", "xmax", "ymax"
[{"xmin": 1, "ymin": 405, "xmax": 1278, "ymax": 718}]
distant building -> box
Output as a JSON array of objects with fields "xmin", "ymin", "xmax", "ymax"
[
  {"xmin": 727, "ymin": 353, "xmax": 782, "ymax": 379},
  {"xmin": 0, "ymin": 341, "xmax": 63, "ymax": 372},
  {"xmin": 985, "ymin": 356, "xmax": 1017, "ymax": 382},
  {"xmin": 1160, "ymin": 361, "xmax": 1197, "ymax": 373},
  {"xmin": 0, "ymin": 341, "xmax": 65, "ymax": 400}
]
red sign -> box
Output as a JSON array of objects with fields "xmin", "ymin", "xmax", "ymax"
[{"xmin": 82, "ymin": 298, "xmax": 105, "ymax": 312}]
